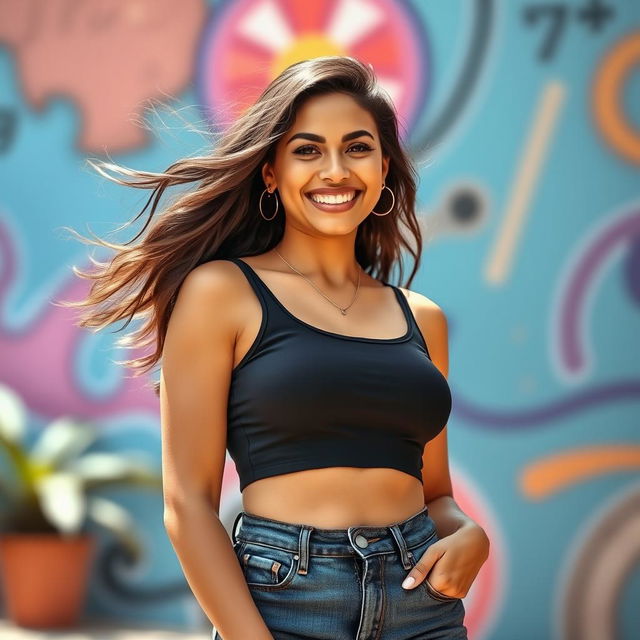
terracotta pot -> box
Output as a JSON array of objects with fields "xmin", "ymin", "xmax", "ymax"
[{"xmin": 0, "ymin": 533, "xmax": 95, "ymax": 628}]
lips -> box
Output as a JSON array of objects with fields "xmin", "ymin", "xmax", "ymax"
[
  {"xmin": 305, "ymin": 188, "xmax": 362, "ymax": 197},
  {"xmin": 305, "ymin": 190, "xmax": 362, "ymax": 213}
]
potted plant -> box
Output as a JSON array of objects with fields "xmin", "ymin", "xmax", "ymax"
[{"xmin": 0, "ymin": 383, "xmax": 162, "ymax": 629}]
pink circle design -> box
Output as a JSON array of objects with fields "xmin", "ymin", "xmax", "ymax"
[{"xmin": 197, "ymin": 0, "xmax": 428, "ymax": 136}]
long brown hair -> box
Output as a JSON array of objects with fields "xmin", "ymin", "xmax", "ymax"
[{"xmin": 56, "ymin": 55, "xmax": 423, "ymax": 396}]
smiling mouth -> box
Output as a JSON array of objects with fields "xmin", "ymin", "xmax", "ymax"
[
  {"xmin": 305, "ymin": 190, "xmax": 362, "ymax": 204},
  {"xmin": 304, "ymin": 190, "xmax": 363, "ymax": 213}
]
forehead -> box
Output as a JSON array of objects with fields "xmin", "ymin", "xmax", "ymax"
[{"xmin": 287, "ymin": 92, "xmax": 378, "ymax": 137}]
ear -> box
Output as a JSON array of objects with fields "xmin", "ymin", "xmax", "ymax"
[
  {"xmin": 262, "ymin": 162, "xmax": 276, "ymax": 189},
  {"xmin": 381, "ymin": 154, "xmax": 390, "ymax": 183}
]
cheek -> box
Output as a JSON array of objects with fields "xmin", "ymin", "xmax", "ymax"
[
  {"xmin": 278, "ymin": 161, "xmax": 312, "ymax": 192},
  {"xmin": 362, "ymin": 156, "xmax": 382, "ymax": 182},
  {"xmin": 358, "ymin": 158, "xmax": 384, "ymax": 182}
]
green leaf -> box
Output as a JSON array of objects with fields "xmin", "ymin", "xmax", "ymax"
[
  {"xmin": 34, "ymin": 472, "xmax": 86, "ymax": 535},
  {"xmin": 64, "ymin": 452, "xmax": 162, "ymax": 491},
  {"xmin": 29, "ymin": 417, "xmax": 100, "ymax": 470},
  {"xmin": 0, "ymin": 384, "xmax": 31, "ymax": 493},
  {"xmin": 86, "ymin": 495, "xmax": 144, "ymax": 562},
  {"xmin": 0, "ymin": 384, "xmax": 26, "ymax": 444}
]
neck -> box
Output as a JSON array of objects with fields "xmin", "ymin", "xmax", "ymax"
[{"xmin": 273, "ymin": 240, "xmax": 360, "ymax": 288}]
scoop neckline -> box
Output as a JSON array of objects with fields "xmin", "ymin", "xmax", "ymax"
[{"xmin": 232, "ymin": 258, "xmax": 414, "ymax": 344}]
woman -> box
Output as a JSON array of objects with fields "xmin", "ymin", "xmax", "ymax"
[{"xmin": 65, "ymin": 56, "xmax": 489, "ymax": 639}]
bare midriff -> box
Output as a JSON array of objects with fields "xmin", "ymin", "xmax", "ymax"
[{"xmin": 241, "ymin": 468, "xmax": 426, "ymax": 528}]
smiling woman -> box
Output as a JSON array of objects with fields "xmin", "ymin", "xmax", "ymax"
[
  {"xmin": 262, "ymin": 91, "xmax": 391, "ymax": 230},
  {"xmin": 58, "ymin": 56, "xmax": 483, "ymax": 639}
]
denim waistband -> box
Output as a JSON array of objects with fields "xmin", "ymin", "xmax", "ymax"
[{"xmin": 230, "ymin": 504, "xmax": 435, "ymax": 572}]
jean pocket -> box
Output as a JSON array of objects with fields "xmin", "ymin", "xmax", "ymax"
[
  {"xmin": 423, "ymin": 576, "xmax": 460, "ymax": 602},
  {"xmin": 407, "ymin": 531, "xmax": 460, "ymax": 603},
  {"xmin": 237, "ymin": 540, "xmax": 300, "ymax": 591}
]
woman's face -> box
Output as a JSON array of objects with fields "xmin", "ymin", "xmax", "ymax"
[{"xmin": 262, "ymin": 92, "xmax": 390, "ymax": 236}]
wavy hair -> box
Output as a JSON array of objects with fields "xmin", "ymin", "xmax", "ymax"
[{"xmin": 57, "ymin": 55, "xmax": 423, "ymax": 396}]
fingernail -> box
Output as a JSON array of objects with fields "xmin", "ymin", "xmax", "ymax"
[{"xmin": 402, "ymin": 576, "xmax": 415, "ymax": 589}]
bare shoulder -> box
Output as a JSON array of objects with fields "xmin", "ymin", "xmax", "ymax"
[
  {"xmin": 162, "ymin": 259, "xmax": 250, "ymax": 388},
  {"xmin": 395, "ymin": 286, "xmax": 440, "ymax": 312},
  {"xmin": 396, "ymin": 286, "xmax": 447, "ymax": 328},
  {"xmin": 178, "ymin": 258, "xmax": 244, "ymax": 302},
  {"xmin": 170, "ymin": 259, "xmax": 248, "ymax": 335},
  {"xmin": 396, "ymin": 286, "xmax": 449, "ymax": 377}
]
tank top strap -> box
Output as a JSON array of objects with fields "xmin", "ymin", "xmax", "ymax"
[
  {"xmin": 383, "ymin": 282, "xmax": 432, "ymax": 359},
  {"xmin": 225, "ymin": 257, "xmax": 293, "ymax": 331},
  {"xmin": 226, "ymin": 257, "xmax": 270, "ymax": 307},
  {"xmin": 227, "ymin": 258, "xmax": 431, "ymax": 356}
]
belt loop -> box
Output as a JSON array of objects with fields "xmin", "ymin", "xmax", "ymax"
[
  {"xmin": 389, "ymin": 524, "xmax": 412, "ymax": 570},
  {"xmin": 297, "ymin": 525, "xmax": 313, "ymax": 575},
  {"xmin": 231, "ymin": 510, "xmax": 243, "ymax": 545}
]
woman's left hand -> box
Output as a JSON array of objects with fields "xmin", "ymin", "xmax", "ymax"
[{"xmin": 402, "ymin": 522, "xmax": 490, "ymax": 598}]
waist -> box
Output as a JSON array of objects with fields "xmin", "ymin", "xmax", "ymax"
[
  {"xmin": 241, "ymin": 466, "xmax": 425, "ymax": 528},
  {"xmin": 231, "ymin": 504, "xmax": 434, "ymax": 557}
]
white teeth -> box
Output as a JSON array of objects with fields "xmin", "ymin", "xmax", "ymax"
[{"xmin": 309, "ymin": 191, "xmax": 357, "ymax": 204}]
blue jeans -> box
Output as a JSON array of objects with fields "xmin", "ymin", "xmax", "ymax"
[{"xmin": 213, "ymin": 504, "xmax": 468, "ymax": 639}]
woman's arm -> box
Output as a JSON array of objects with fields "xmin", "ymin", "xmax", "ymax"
[
  {"xmin": 161, "ymin": 261, "xmax": 273, "ymax": 640},
  {"xmin": 399, "ymin": 292, "xmax": 489, "ymax": 596},
  {"xmin": 407, "ymin": 291, "xmax": 484, "ymax": 538}
]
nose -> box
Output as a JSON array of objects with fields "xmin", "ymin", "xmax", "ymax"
[{"xmin": 318, "ymin": 150, "xmax": 351, "ymax": 182}]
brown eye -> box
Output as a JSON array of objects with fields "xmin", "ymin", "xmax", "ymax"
[
  {"xmin": 348, "ymin": 143, "xmax": 373, "ymax": 152},
  {"xmin": 293, "ymin": 145, "xmax": 319, "ymax": 155},
  {"xmin": 293, "ymin": 143, "xmax": 373, "ymax": 156}
]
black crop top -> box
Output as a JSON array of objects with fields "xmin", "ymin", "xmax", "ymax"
[{"xmin": 223, "ymin": 257, "xmax": 452, "ymax": 491}]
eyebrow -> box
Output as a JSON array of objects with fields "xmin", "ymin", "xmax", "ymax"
[{"xmin": 286, "ymin": 129, "xmax": 375, "ymax": 145}]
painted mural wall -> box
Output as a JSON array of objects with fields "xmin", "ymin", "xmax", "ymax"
[{"xmin": 0, "ymin": 0, "xmax": 638, "ymax": 637}]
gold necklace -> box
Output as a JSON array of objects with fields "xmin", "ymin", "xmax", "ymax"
[{"xmin": 274, "ymin": 248, "xmax": 361, "ymax": 316}]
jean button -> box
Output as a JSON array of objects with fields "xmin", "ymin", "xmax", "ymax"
[{"xmin": 355, "ymin": 534, "xmax": 369, "ymax": 548}]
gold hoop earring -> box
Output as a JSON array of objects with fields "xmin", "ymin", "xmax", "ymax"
[
  {"xmin": 259, "ymin": 187, "xmax": 279, "ymax": 221},
  {"xmin": 371, "ymin": 183, "xmax": 395, "ymax": 216}
]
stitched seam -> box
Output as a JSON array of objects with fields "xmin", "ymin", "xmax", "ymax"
[
  {"xmin": 352, "ymin": 556, "xmax": 361, "ymax": 590},
  {"xmin": 244, "ymin": 556, "xmax": 296, "ymax": 589},
  {"xmin": 374, "ymin": 556, "xmax": 386, "ymax": 640},
  {"xmin": 235, "ymin": 538, "xmax": 294, "ymax": 554},
  {"xmin": 407, "ymin": 530, "xmax": 437, "ymax": 551}
]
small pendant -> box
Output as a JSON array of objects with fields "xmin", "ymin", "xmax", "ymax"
[{"xmin": 340, "ymin": 308, "xmax": 347, "ymax": 315}]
